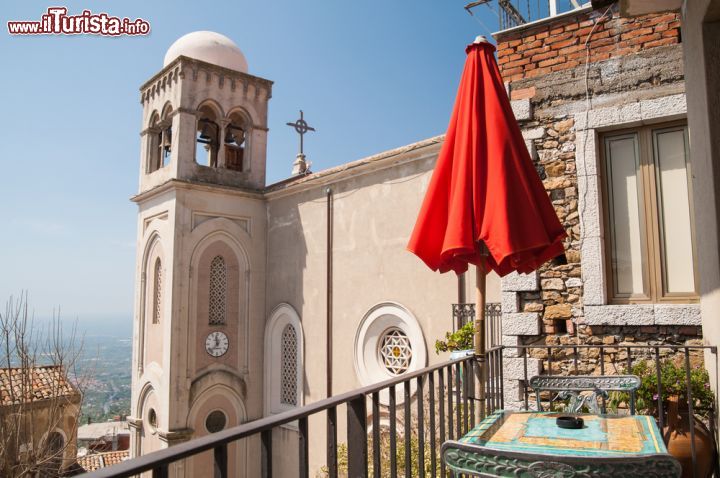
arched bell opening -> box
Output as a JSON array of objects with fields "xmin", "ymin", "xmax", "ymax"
[
  {"xmin": 196, "ymin": 104, "xmax": 221, "ymax": 167},
  {"xmin": 147, "ymin": 106, "xmax": 173, "ymax": 173},
  {"xmin": 224, "ymin": 111, "xmax": 248, "ymax": 172}
]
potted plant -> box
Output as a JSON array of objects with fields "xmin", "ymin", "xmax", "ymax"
[
  {"xmin": 624, "ymin": 359, "xmax": 716, "ymax": 478},
  {"xmin": 434, "ymin": 321, "xmax": 474, "ymax": 359}
]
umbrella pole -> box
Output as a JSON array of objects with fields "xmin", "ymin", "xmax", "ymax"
[{"xmin": 474, "ymin": 263, "xmax": 487, "ymax": 423}]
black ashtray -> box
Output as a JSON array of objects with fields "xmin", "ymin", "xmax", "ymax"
[{"xmin": 556, "ymin": 416, "xmax": 584, "ymax": 429}]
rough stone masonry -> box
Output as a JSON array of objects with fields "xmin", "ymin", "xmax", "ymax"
[{"xmin": 492, "ymin": 6, "xmax": 702, "ymax": 409}]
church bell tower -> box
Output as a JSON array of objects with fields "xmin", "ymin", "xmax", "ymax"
[{"xmin": 129, "ymin": 31, "xmax": 272, "ymax": 477}]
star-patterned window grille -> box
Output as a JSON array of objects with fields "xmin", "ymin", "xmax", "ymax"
[
  {"xmin": 280, "ymin": 324, "xmax": 298, "ymax": 406},
  {"xmin": 378, "ymin": 328, "xmax": 412, "ymax": 376},
  {"xmin": 152, "ymin": 258, "xmax": 162, "ymax": 324},
  {"xmin": 208, "ymin": 255, "xmax": 227, "ymax": 325}
]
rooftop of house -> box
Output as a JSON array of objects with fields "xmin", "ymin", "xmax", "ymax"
[
  {"xmin": 0, "ymin": 365, "xmax": 80, "ymax": 406},
  {"xmin": 77, "ymin": 450, "xmax": 130, "ymax": 472},
  {"xmin": 77, "ymin": 420, "xmax": 129, "ymax": 441}
]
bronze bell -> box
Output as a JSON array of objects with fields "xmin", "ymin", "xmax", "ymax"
[
  {"xmin": 199, "ymin": 123, "xmax": 211, "ymax": 141},
  {"xmin": 162, "ymin": 127, "xmax": 172, "ymax": 152}
]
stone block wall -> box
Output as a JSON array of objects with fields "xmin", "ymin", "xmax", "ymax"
[{"xmin": 492, "ymin": 6, "xmax": 705, "ymax": 405}]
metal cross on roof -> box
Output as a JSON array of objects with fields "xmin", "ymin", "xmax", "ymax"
[{"xmin": 286, "ymin": 110, "xmax": 315, "ymax": 156}]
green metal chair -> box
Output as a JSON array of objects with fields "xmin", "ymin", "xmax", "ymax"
[
  {"xmin": 528, "ymin": 375, "xmax": 641, "ymax": 415},
  {"xmin": 442, "ymin": 441, "xmax": 682, "ymax": 478}
]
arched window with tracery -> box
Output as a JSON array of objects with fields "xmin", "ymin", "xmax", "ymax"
[
  {"xmin": 209, "ymin": 255, "xmax": 227, "ymax": 325},
  {"xmin": 265, "ymin": 304, "xmax": 303, "ymax": 416},
  {"xmin": 280, "ymin": 324, "xmax": 298, "ymax": 406},
  {"xmin": 152, "ymin": 258, "xmax": 162, "ymax": 324}
]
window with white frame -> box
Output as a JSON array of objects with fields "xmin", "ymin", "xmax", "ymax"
[
  {"xmin": 208, "ymin": 255, "xmax": 227, "ymax": 325},
  {"xmin": 265, "ymin": 304, "xmax": 303, "ymax": 415},
  {"xmin": 602, "ymin": 122, "xmax": 697, "ymax": 303}
]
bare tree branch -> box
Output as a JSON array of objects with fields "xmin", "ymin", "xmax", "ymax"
[{"xmin": 0, "ymin": 293, "xmax": 87, "ymax": 478}]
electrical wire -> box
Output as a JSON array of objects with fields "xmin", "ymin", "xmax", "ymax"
[
  {"xmin": 465, "ymin": 3, "xmax": 497, "ymax": 39},
  {"xmin": 575, "ymin": 5, "xmax": 614, "ymax": 339}
]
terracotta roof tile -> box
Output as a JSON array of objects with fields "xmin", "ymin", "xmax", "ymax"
[
  {"xmin": 0, "ymin": 365, "xmax": 79, "ymax": 406},
  {"xmin": 77, "ymin": 453, "xmax": 103, "ymax": 472},
  {"xmin": 77, "ymin": 450, "xmax": 130, "ymax": 471}
]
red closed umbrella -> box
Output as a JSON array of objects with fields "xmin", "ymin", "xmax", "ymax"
[
  {"xmin": 407, "ymin": 37, "xmax": 565, "ymax": 418},
  {"xmin": 408, "ymin": 39, "xmax": 565, "ymax": 276}
]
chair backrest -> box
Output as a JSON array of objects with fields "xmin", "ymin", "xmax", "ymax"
[
  {"xmin": 442, "ymin": 440, "xmax": 681, "ymax": 478},
  {"xmin": 528, "ymin": 375, "xmax": 641, "ymax": 414}
]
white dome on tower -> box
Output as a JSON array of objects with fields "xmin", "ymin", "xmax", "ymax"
[{"xmin": 163, "ymin": 31, "xmax": 248, "ymax": 73}]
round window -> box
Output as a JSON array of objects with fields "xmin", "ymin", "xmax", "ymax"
[
  {"xmin": 378, "ymin": 327, "xmax": 413, "ymax": 376},
  {"xmin": 354, "ymin": 302, "xmax": 427, "ymax": 405},
  {"xmin": 148, "ymin": 408, "xmax": 158, "ymax": 429},
  {"xmin": 205, "ymin": 410, "xmax": 227, "ymax": 433}
]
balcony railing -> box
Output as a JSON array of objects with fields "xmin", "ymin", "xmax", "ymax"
[
  {"xmin": 452, "ymin": 303, "xmax": 502, "ymax": 347},
  {"xmin": 79, "ymin": 344, "xmax": 718, "ymax": 478},
  {"xmin": 465, "ymin": 0, "xmax": 588, "ymax": 31}
]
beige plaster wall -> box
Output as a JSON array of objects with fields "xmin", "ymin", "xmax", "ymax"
[
  {"xmin": 270, "ymin": 427, "xmax": 299, "ymax": 477},
  {"xmin": 265, "ymin": 141, "xmax": 500, "ymax": 473}
]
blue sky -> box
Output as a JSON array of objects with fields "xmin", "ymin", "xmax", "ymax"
[{"xmin": 0, "ymin": 1, "xmax": 505, "ymax": 335}]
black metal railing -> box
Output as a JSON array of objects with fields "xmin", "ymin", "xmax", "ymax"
[
  {"xmin": 80, "ymin": 356, "xmax": 478, "ymax": 478},
  {"xmin": 465, "ymin": 0, "xmax": 587, "ymax": 32},
  {"xmin": 452, "ymin": 303, "xmax": 502, "ymax": 347},
  {"xmin": 80, "ymin": 344, "xmax": 718, "ymax": 478}
]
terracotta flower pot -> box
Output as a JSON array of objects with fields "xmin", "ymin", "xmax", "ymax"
[{"xmin": 663, "ymin": 396, "xmax": 716, "ymax": 478}]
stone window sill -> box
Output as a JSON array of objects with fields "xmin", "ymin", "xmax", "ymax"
[{"xmin": 583, "ymin": 303, "xmax": 701, "ymax": 326}]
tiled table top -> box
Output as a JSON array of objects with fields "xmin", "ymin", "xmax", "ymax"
[{"xmin": 459, "ymin": 410, "xmax": 667, "ymax": 458}]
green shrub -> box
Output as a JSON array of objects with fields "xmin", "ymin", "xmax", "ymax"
[
  {"xmin": 608, "ymin": 359, "xmax": 714, "ymax": 418},
  {"xmin": 321, "ymin": 431, "xmax": 436, "ymax": 478},
  {"xmin": 434, "ymin": 322, "xmax": 474, "ymax": 354}
]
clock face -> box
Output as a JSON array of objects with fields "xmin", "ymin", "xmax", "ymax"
[{"xmin": 205, "ymin": 331, "xmax": 229, "ymax": 357}]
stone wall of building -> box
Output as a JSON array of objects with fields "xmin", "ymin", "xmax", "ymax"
[{"xmin": 494, "ymin": 6, "xmax": 704, "ymax": 407}]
